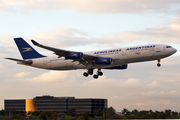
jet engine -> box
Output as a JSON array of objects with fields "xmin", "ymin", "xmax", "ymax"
[
  {"xmin": 65, "ymin": 52, "xmax": 83, "ymax": 60},
  {"xmin": 95, "ymin": 58, "xmax": 112, "ymax": 65}
]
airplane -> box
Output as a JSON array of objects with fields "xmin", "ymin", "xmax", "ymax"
[{"xmin": 6, "ymin": 37, "xmax": 177, "ymax": 79}]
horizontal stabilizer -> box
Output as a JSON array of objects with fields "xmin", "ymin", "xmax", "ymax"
[{"xmin": 5, "ymin": 58, "xmax": 32, "ymax": 65}]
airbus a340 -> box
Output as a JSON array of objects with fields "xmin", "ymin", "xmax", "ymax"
[{"xmin": 6, "ymin": 38, "xmax": 177, "ymax": 79}]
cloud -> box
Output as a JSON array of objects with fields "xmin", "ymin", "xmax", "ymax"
[
  {"xmin": 0, "ymin": 1, "xmax": 14, "ymax": 14},
  {"xmin": 136, "ymin": 103, "xmax": 144, "ymax": 106},
  {"xmin": 0, "ymin": 63, "xmax": 3, "ymax": 68},
  {"xmin": 0, "ymin": 34, "xmax": 17, "ymax": 48},
  {"xmin": 32, "ymin": 26, "xmax": 89, "ymax": 48},
  {"xmin": 169, "ymin": 17, "xmax": 180, "ymax": 30},
  {"xmin": 2, "ymin": 17, "xmax": 179, "ymax": 53},
  {"xmin": 145, "ymin": 81, "xmax": 160, "ymax": 89},
  {"xmin": 135, "ymin": 27, "xmax": 180, "ymax": 44},
  {"xmin": 95, "ymin": 17, "xmax": 180, "ymax": 45},
  {"xmin": 91, "ymin": 32, "xmax": 141, "ymax": 46},
  {"xmin": 37, "ymin": 26, "xmax": 87, "ymax": 37},
  {"xmin": 25, "ymin": 70, "xmax": 78, "ymax": 82},
  {"xmin": 15, "ymin": 71, "xmax": 30, "ymax": 78},
  {"xmin": 135, "ymin": 100, "xmax": 170, "ymax": 106},
  {"xmin": 29, "ymin": 17, "xmax": 180, "ymax": 50},
  {"xmin": 1, "ymin": 0, "xmax": 180, "ymax": 14},
  {"xmin": 123, "ymin": 78, "xmax": 142, "ymax": 89},
  {"xmin": 141, "ymin": 90, "xmax": 180, "ymax": 99},
  {"xmin": 82, "ymin": 76, "xmax": 141, "ymax": 90}
]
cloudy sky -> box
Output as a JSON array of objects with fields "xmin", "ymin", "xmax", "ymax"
[{"xmin": 0, "ymin": 0, "xmax": 180, "ymax": 112}]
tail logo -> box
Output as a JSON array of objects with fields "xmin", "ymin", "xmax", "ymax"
[{"xmin": 21, "ymin": 47, "xmax": 33, "ymax": 52}]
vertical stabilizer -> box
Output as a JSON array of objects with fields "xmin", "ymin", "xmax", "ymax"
[{"xmin": 14, "ymin": 37, "xmax": 46, "ymax": 60}]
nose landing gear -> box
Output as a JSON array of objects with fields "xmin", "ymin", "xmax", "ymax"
[
  {"xmin": 157, "ymin": 59, "xmax": 161, "ymax": 67},
  {"xmin": 157, "ymin": 63, "xmax": 161, "ymax": 67}
]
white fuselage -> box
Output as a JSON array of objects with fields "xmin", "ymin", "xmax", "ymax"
[{"xmin": 27, "ymin": 44, "xmax": 176, "ymax": 70}]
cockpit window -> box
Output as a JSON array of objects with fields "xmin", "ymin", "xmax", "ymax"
[{"xmin": 166, "ymin": 46, "xmax": 172, "ymax": 48}]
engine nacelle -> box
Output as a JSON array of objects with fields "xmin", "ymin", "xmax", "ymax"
[
  {"xmin": 65, "ymin": 52, "xmax": 83, "ymax": 60},
  {"xmin": 95, "ymin": 58, "xmax": 112, "ymax": 65},
  {"xmin": 104, "ymin": 64, "xmax": 128, "ymax": 69}
]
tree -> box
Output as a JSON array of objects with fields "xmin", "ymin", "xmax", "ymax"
[
  {"xmin": 165, "ymin": 109, "xmax": 172, "ymax": 118},
  {"xmin": 121, "ymin": 108, "xmax": 131, "ymax": 116},
  {"xmin": 31, "ymin": 111, "xmax": 41, "ymax": 116},
  {"xmin": 172, "ymin": 111, "xmax": 178, "ymax": 118},
  {"xmin": 93, "ymin": 108, "xmax": 103, "ymax": 117},
  {"xmin": 132, "ymin": 109, "xmax": 138, "ymax": 116},
  {"xmin": 0, "ymin": 110, "xmax": 5, "ymax": 116},
  {"xmin": 79, "ymin": 111, "xmax": 89, "ymax": 120},
  {"xmin": 2, "ymin": 118, "xmax": 11, "ymax": 120},
  {"xmin": 27, "ymin": 111, "xmax": 32, "ymax": 116},
  {"xmin": 59, "ymin": 114, "xmax": 66, "ymax": 120},
  {"xmin": 39, "ymin": 111, "xmax": 57, "ymax": 120},
  {"xmin": 77, "ymin": 116, "xmax": 84, "ymax": 120},
  {"xmin": 68, "ymin": 108, "xmax": 76, "ymax": 117},
  {"xmin": 10, "ymin": 112, "xmax": 22, "ymax": 120},
  {"xmin": 148, "ymin": 109, "xmax": 153, "ymax": 117},
  {"xmin": 106, "ymin": 107, "xmax": 119, "ymax": 119}
]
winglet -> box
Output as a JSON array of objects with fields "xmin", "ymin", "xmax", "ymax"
[{"xmin": 31, "ymin": 40, "xmax": 39, "ymax": 45}]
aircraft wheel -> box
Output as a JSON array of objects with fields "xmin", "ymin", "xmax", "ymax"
[
  {"xmin": 83, "ymin": 72, "xmax": 88, "ymax": 77},
  {"xmin": 98, "ymin": 72, "xmax": 103, "ymax": 76},
  {"xmin": 93, "ymin": 75, "xmax": 98, "ymax": 79},
  {"xmin": 157, "ymin": 63, "xmax": 161, "ymax": 67}
]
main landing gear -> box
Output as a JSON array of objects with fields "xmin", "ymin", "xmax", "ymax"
[
  {"xmin": 83, "ymin": 69, "xmax": 93, "ymax": 77},
  {"xmin": 157, "ymin": 59, "xmax": 161, "ymax": 67},
  {"xmin": 83, "ymin": 69, "xmax": 103, "ymax": 79}
]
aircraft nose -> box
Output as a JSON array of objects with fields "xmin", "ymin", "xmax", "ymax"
[{"xmin": 173, "ymin": 48, "xmax": 177, "ymax": 54}]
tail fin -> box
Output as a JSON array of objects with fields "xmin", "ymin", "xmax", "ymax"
[{"xmin": 14, "ymin": 37, "xmax": 46, "ymax": 60}]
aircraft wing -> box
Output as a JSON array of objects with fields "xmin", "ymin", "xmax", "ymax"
[{"xmin": 31, "ymin": 40, "xmax": 101, "ymax": 60}]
